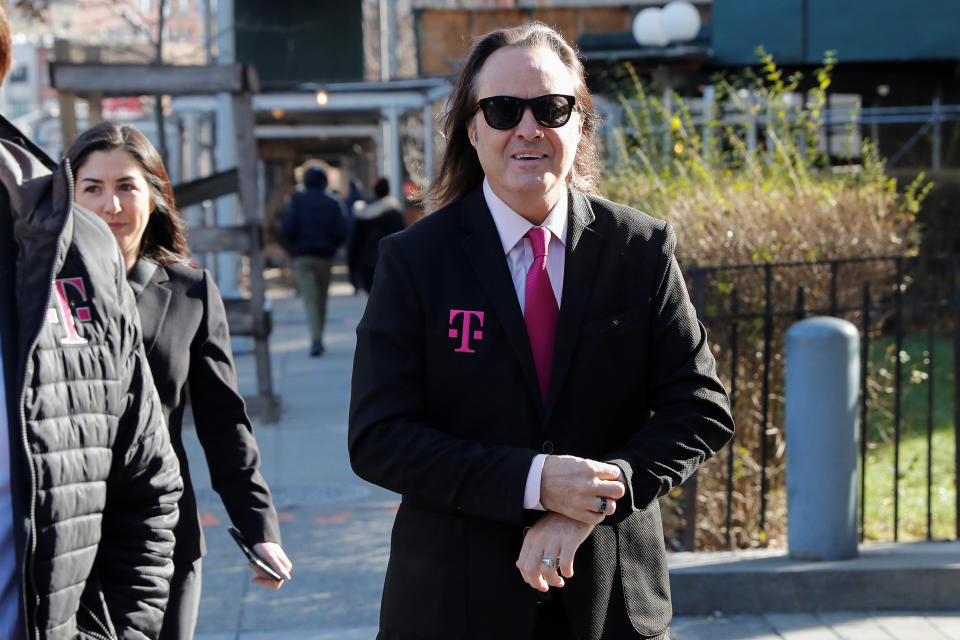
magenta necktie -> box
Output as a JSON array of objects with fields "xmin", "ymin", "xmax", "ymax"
[{"xmin": 524, "ymin": 227, "xmax": 559, "ymax": 403}]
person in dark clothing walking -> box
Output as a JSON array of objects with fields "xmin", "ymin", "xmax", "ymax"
[
  {"xmin": 348, "ymin": 177, "xmax": 405, "ymax": 293},
  {"xmin": 344, "ymin": 179, "xmax": 368, "ymax": 222},
  {"xmin": 281, "ymin": 165, "xmax": 348, "ymax": 356},
  {"xmin": 348, "ymin": 23, "xmax": 733, "ymax": 640},
  {"xmin": 0, "ymin": 6, "xmax": 183, "ymax": 639}
]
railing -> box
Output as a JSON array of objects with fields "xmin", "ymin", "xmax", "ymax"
[
  {"xmin": 679, "ymin": 254, "xmax": 960, "ymax": 550},
  {"xmin": 598, "ymin": 95, "xmax": 960, "ymax": 170}
]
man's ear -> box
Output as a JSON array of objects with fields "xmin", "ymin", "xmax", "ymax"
[{"xmin": 467, "ymin": 121, "xmax": 478, "ymax": 147}]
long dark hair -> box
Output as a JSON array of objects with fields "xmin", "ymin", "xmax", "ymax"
[
  {"xmin": 67, "ymin": 121, "xmax": 188, "ymax": 266},
  {"xmin": 423, "ymin": 22, "xmax": 602, "ymax": 212}
]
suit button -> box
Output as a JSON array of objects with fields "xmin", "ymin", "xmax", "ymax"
[{"xmin": 542, "ymin": 441, "xmax": 554, "ymax": 454}]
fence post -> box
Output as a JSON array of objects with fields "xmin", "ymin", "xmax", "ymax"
[
  {"xmin": 932, "ymin": 95, "xmax": 942, "ymax": 171},
  {"xmin": 953, "ymin": 258, "xmax": 960, "ymax": 540},
  {"xmin": 663, "ymin": 89, "xmax": 674, "ymax": 160},
  {"xmin": 725, "ymin": 288, "xmax": 739, "ymax": 550},
  {"xmin": 859, "ymin": 282, "xmax": 871, "ymax": 542},
  {"xmin": 681, "ymin": 268, "xmax": 708, "ymax": 550},
  {"xmin": 786, "ymin": 317, "xmax": 859, "ymax": 561},
  {"xmin": 702, "ymin": 84, "xmax": 717, "ymax": 166}
]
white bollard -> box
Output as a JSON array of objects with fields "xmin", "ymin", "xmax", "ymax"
[{"xmin": 785, "ymin": 317, "xmax": 859, "ymax": 561}]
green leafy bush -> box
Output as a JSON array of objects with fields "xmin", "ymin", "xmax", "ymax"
[
  {"xmin": 604, "ymin": 50, "xmax": 927, "ymax": 267},
  {"xmin": 601, "ymin": 51, "xmax": 930, "ymax": 550}
]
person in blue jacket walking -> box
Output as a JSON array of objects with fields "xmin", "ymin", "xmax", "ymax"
[{"xmin": 282, "ymin": 165, "xmax": 349, "ymax": 356}]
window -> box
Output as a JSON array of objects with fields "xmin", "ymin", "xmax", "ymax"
[{"xmin": 8, "ymin": 65, "xmax": 27, "ymax": 83}]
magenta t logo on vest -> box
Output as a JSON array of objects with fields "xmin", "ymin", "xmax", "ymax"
[
  {"xmin": 448, "ymin": 309, "xmax": 484, "ymax": 353},
  {"xmin": 46, "ymin": 277, "xmax": 92, "ymax": 345}
]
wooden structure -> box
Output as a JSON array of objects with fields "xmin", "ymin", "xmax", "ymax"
[
  {"xmin": 50, "ymin": 61, "xmax": 280, "ymax": 421},
  {"xmin": 413, "ymin": 5, "xmax": 632, "ymax": 77}
]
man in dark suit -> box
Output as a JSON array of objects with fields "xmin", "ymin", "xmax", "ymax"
[{"xmin": 349, "ymin": 22, "xmax": 734, "ymax": 640}]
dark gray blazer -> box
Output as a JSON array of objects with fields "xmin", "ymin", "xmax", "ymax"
[
  {"xmin": 349, "ymin": 186, "xmax": 734, "ymax": 640},
  {"xmin": 128, "ymin": 259, "xmax": 281, "ymax": 562}
]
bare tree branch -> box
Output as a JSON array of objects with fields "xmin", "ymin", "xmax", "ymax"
[{"xmin": 13, "ymin": 0, "xmax": 49, "ymax": 21}]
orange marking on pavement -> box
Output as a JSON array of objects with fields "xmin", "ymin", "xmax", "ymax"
[
  {"xmin": 277, "ymin": 512, "xmax": 295, "ymax": 522},
  {"xmin": 389, "ymin": 505, "xmax": 399, "ymax": 513},
  {"xmin": 199, "ymin": 512, "xmax": 220, "ymax": 526},
  {"xmin": 315, "ymin": 511, "xmax": 353, "ymax": 524}
]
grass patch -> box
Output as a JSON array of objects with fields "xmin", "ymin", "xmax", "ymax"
[{"xmin": 862, "ymin": 333, "xmax": 957, "ymax": 541}]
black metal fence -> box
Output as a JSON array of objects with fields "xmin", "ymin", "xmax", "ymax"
[{"xmin": 678, "ymin": 254, "xmax": 960, "ymax": 551}]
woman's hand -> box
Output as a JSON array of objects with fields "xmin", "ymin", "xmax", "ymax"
[{"xmin": 251, "ymin": 542, "xmax": 293, "ymax": 589}]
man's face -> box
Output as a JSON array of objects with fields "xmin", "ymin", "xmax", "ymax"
[{"xmin": 467, "ymin": 45, "xmax": 582, "ymax": 222}]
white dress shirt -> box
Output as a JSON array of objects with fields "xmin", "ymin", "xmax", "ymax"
[
  {"xmin": 482, "ymin": 178, "xmax": 567, "ymax": 510},
  {"xmin": 0, "ymin": 322, "xmax": 19, "ymax": 640}
]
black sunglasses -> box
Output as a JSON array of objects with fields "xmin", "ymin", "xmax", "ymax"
[{"xmin": 472, "ymin": 94, "xmax": 577, "ymax": 130}]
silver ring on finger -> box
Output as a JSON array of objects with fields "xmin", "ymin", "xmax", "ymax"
[
  {"xmin": 541, "ymin": 556, "xmax": 560, "ymax": 570},
  {"xmin": 598, "ymin": 496, "xmax": 608, "ymax": 514}
]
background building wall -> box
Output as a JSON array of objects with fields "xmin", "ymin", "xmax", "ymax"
[{"xmin": 714, "ymin": 0, "xmax": 960, "ymax": 65}]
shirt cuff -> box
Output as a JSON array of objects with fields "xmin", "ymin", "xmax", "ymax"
[{"xmin": 523, "ymin": 453, "xmax": 549, "ymax": 511}]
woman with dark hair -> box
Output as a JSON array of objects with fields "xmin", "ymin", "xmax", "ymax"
[{"xmin": 68, "ymin": 121, "xmax": 292, "ymax": 640}]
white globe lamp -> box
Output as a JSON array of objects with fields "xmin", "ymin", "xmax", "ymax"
[
  {"xmin": 661, "ymin": 1, "xmax": 701, "ymax": 43},
  {"xmin": 632, "ymin": 8, "xmax": 669, "ymax": 48}
]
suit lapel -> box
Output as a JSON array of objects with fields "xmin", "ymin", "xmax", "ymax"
[
  {"xmin": 458, "ymin": 189, "xmax": 543, "ymax": 409},
  {"xmin": 128, "ymin": 259, "xmax": 171, "ymax": 356},
  {"xmin": 545, "ymin": 190, "xmax": 603, "ymax": 421}
]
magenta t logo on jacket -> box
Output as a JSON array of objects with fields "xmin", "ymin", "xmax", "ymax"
[
  {"xmin": 46, "ymin": 277, "xmax": 92, "ymax": 345},
  {"xmin": 448, "ymin": 309, "xmax": 484, "ymax": 353}
]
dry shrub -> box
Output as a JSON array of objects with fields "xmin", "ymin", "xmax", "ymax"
[{"xmin": 600, "ymin": 53, "xmax": 928, "ymax": 549}]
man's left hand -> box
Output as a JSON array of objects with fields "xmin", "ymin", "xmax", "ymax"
[{"xmin": 515, "ymin": 512, "xmax": 593, "ymax": 592}]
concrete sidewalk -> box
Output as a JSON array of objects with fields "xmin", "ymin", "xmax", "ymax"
[{"xmin": 180, "ymin": 277, "xmax": 960, "ymax": 639}]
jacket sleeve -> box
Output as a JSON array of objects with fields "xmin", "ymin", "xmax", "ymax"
[
  {"xmin": 333, "ymin": 199, "xmax": 349, "ymax": 246},
  {"xmin": 280, "ymin": 197, "xmax": 298, "ymax": 251},
  {"xmin": 188, "ymin": 270, "xmax": 282, "ymax": 547},
  {"xmin": 603, "ymin": 223, "xmax": 734, "ymax": 524},
  {"xmin": 99, "ymin": 253, "xmax": 183, "ymax": 640},
  {"xmin": 348, "ymin": 236, "xmax": 536, "ymax": 525}
]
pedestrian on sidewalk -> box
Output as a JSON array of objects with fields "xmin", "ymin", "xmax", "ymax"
[
  {"xmin": 0, "ymin": 8, "xmax": 183, "ymax": 638},
  {"xmin": 348, "ymin": 177, "xmax": 405, "ymax": 293},
  {"xmin": 343, "ymin": 178, "xmax": 368, "ymax": 224},
  {"xmin": 349, "ymin": 23, "xmax": 734, "ymax": 640},
  {"xmin": 281, "ymin": 164, "xmax": 349, "ymax": 356},
  {"xmin": 68, "ymin": 122, "xmax": 293, "ymax": 640}
]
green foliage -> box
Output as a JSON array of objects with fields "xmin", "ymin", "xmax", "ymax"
[
  {"xmin": 602, "ymin": 53, "xmax": 935, "ymax": 550},
  {"xmin": 863, "ymin": 334, "xmax": 956, "ymax": 542},
  {"xmin": 602, "ymin": 49, "xmax": 923, "ymax": 268}
]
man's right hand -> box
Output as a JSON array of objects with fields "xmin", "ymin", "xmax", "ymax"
[{"xmin": 539, "ymin": 455, "xmax": 625, "ymax": 525}]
